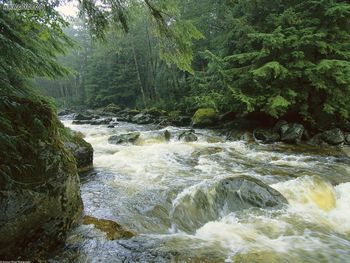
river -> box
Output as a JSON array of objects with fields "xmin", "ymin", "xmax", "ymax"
[{"xmin": 51, "ymin": 119, "xmax": 350, "ymax": 262}]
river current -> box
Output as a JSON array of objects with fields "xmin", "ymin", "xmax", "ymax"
[{"xmin": 51, "ymin": 119, "xmax": 350, "ymax": 262}]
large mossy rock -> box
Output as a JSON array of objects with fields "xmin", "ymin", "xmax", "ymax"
[
  {"xmin": 172, "ymin": 176, "xmax": 287, "ymax": 233},
  {"xmin": 108, "ymin": 132, "xmax": 141, "ymax": 144},
  {"xmin": 0, "ymin": 96, "xmax": 83, "ymax": 259},
  {"xmin": 61, "ymin": 127, "xmax": 93, "ymax": 173},
  {"xmin": 192, "ymin": 108, "xmax": 218, "ymax": 127},
  {"xmin": 83, "ymin": 216, "xmax": 135, "ymax": 240}
]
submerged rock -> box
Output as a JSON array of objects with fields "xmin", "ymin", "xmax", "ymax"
[
  {"xmin": 164, "ymin": 130, "xmax": 171, "ymax": 141},
  {"xmin": 172, "ymin": 176, "xmax": 287, "ymax": 233},
  {"xmin": 63, "ymin": 128, "xmax": 94, "ymax": 173},
  {"xmin": 178, "ymin": 130, "xmax": 198, "ymax": 142},
  {"xmin": 83, "ymin": 216, "xmax": 135, "ymax": 240},
  {"xmin": 192, "ymin": 108, "xmax": 218, "ymax": 127},
  {"xmin": 108, "ymin": 132, "xmax": 141, "ymax": 144}
]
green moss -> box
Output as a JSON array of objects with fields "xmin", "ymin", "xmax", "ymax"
[
  {"xmin": 192, "ymin": 108, "xmax": 217, "ymax": 127},
  {"xmin": 0, "ymin": 95, "xmax": 69, "ymax": 182},
  {"xmin": 0, "ymin": 95, "xmax": 83, "ymax": 258}
]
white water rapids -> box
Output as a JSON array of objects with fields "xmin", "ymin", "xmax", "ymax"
[{"xmin": 51, "ymin": 119, "xmax": 350, "ymax": 262}]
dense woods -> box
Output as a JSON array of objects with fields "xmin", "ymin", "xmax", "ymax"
[{"xmin": 34, "ymin": 0, "xmax": 350, "ymax": 128}]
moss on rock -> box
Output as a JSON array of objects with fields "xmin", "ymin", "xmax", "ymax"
[
  {"xmin": 60, "ymin": 125, "xmax": 94, "ymax": 173},
  {"xmin": 0, "ymin": 96, "xmax": 83, "ymax": 259},
  {"xmin": 192, "ymin": 108, "xmax": 218, "ymax": 127}
]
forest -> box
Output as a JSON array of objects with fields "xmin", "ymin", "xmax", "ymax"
[
  {"xmin": 36, "ymin": 0, "xmax": 350, "ymax": 129},
  {"xmin": 1, "ymin": 0, "xmax": 350, "ymax": 262}
]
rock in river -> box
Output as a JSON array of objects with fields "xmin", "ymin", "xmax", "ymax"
[
  {"xmin": 172, "ymin": 176, "xmax": 287, "ymax": 233},
  {"xmin": 0, "ymin": 96, "xmax": 83, "ymax": 259},
  {"xmin": 83, "ymin": 216, "xmax": 135, "ymax": 240},
  {"xmin": 132, "ymin": 113, "xmax": 154, "ymax": 124},
  {"xmin": 192, "ymin": 108, "xmax": 218, "ymax": 128},
  {"xmin": 178, "ymin": 130, "xmax": 198, "ymax": 142},
  {"xmin": 62, "ymin": 128, "xmax": 94, "ymax": 173},
  {"xmin": 108, "ymin": 132, "xmax": 141, "ymax": 144},
  {"xmin": 321, "ymin": 128, "xmax": 344, "ymax": 146}
]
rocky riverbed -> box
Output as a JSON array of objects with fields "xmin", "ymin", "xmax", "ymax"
[{"xmin": 47, "ymin": 113, "xmax": 350, "ymax": 262}]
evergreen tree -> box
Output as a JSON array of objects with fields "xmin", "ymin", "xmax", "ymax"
[{"xmin": 201, "ymin": 0, "xmax": 350, "ymax": 125}]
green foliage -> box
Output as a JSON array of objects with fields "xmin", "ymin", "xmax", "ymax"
[
  {"xmin": 30, "ymin": 0, "xmax": 350, "ymax": 128},
  {"xmin": 197, "ymin": 0, "xmax": 350, "ymax": 124},
  {"xmin": 0, "ymin": 95, "xmax": 74, "ymax": 181},
  {"xmin": 0, "ymin": 5, "xmax": 73, "ymax": 95}
]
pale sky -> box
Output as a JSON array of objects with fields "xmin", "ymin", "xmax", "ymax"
[{"xmin": 55, "ymin": 1, "xmax": 79, "ymax": 17}]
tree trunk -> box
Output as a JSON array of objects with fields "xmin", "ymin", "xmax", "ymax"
[{"xmin": 131, "ymin": 38, "xmax": 147, "ymax": 107}]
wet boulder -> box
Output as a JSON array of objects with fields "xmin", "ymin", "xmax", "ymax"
[
  {"xmin": 226, "ymin": 129, "xmax": 252, "ymax": 142},
  {"xmin": 273, "ymin": 121, "xmax": 305, "ymax": 143},
  {"xmin": 72, "ymin": 119, "xmax": 92, "ymax": 125},
  {"xmin": 192, "ymin": 108, "xmax": 218, "ymax": 128},
  {"xmin": 164, "ymin": 130, "xmax": 171, "ymax": 141},
  {"xmin": 62, "ymin": 128, "xmax": 94, "ymax": 173},
  {"xmin": 74, "ymin": 113, "xmax": 93, "ymax": 121},
  {"xmin": 58, "ymin": 109, "xmax": 73, "ymax": 116},
  {"xmin": 280, "ymin": 123, "xmax": 305, "ymax": 143},
  {"xmin": 308, "ymin": 128, "xmax": 345, "ymax": 146},
  {"xmin": 321, "ymin": 128, "xmax": 344, "ymax": 146},
  {"xmin": 172, "ymin": 176, "xmax": 287, "ymax": 233},
  {"xmin": 90, "ymin": 117, "xmax": 112, "ymax": 125},
  {"xmin": 132, "ymin": 113, "xmax": 154, "ymax": 124},
  {"xmin": 345, "ymin": 134, "xmax": 350, "ymax": 145},
  {"xmin": 0, "ymin": 97, "xmax": 83, "ymax": 259},
  {"xmin": 253, "ymin": 128, "xmax": 280, "ymax": 144},
  {"xmin": 108, "ymin": 132, "xmax": 141, "ymax": 144},
  {"xmin": 178, "ymin": 130, "xmax": 198, "ymax": 142},
  {"xmin": 83, "ymin": 216, "xmax": 135, "ymax": 240}
]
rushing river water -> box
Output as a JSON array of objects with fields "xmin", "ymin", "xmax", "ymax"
[{"xmin": 51, "ymin": 119, "xmax": 350, "ymax": 262}]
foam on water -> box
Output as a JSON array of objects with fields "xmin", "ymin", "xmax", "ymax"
[{"xmin": 59, "ymin": 119, "xmax": 350, "ymax": 262}]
